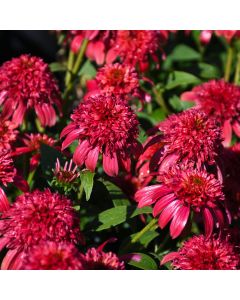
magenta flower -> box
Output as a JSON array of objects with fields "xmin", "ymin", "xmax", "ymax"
[
  {"xmin": 161, "ymin": 234, "xmax": 240, "ymax": 270},
  {"xmin": 107, "ymin": 30, "xmax": 168, "ymax": 72},
  {"xmin": 0, "ymin": 54, "xmax": 62, "ymax": 127},
  {"xmin": 95, "ymin": 63, "xmax": 140, "ymax": 99},
  {"xmin": 12, "ymin": 133, "xmax": 56, "ymax": 171},
  {"xmin": 61, "ymin": 93, "xmax": 141, "ymax": 177},
  {"xmin": 135, "ymin": 166, "xmax": 226, "ymax": 239},
  {"xmin": 22, "ymin": 241, "xmax": 84, "ymax": 270},
  {"xmin": 0, "ymin": 189, "xmax": 84, "ymax": 269},
  {"xmin": 83, "ymin": 247, "xmax": 125, "ymax": 270},
  {"xmin": 181, "ymin": 80, "xmax": 240, "ymax": 146},
  {"xmin": 147, "ymin": 109, "xmax": 223, "ymax": 173},
  {"xmin": 53, "ymin": 159, "xmax": 80, "ymax": 184},
  {"xmin": 0, "ymin": 118, "xmax": 18, "ymax": 151}
]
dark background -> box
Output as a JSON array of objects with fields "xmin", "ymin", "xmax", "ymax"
[{"xmin": 0, "ymin": 31, "xmax": 58, "ymax": 64}]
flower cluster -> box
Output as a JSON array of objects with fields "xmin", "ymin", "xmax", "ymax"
[{"xmin": 0, "ymin": 30, "xmax": 240, "ymax": 270}]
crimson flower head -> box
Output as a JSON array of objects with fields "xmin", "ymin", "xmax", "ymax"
[
  {"xmin": 0, "ymin": 118, "xmax": 18, "ymax": 150},
  {"xmin": 95, "ymin": 63, "xmax": 140, "ymax": 99},
  {"xmin": 12, "ymin": 133, "xmax": 56, "ymax": 171},
  {"xmin": 0, "ymin": 54, "xmax": 62, "ymax": 127},
  {"xmin": 22, "ymin": 241, "xmax": 84, "ymax": 270},
  {"xmin": 161, "ymin": 234, "xmax": 240, "ymax": 270},
  {"xmin": 61, "ymin": 93, "xmax": 141, "ymax": 177},
  {"xmin": 0, "ymin": 189, "xmax": 84, "ymax": 269},
  {"xmin": 135, "ymin": 166, "xmax": 226, "ymax": 239},
  {"xmin": 83, "ymin": 247, "xmax": 125, "ymax": 270},
  {"xmin": 107, "ymin": 30, "xmax": 168, "ymax": 71},
  {"xmin": 181, "ymin": 80, "xmax": 240, "ymax": 146},
  {"xmin": 148, "ymin": 109, "xmax": 223, "ymax": 173},
  {"xmin": 0, "ymin": 149, "xmax": 16, "ymax": 187}
]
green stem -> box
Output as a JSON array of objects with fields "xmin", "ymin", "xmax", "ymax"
[
  {"xmin": 65, "ymin": 50, "xmax": 75, "ymax": 87},
  {"xmin": 72, "ymin": 39, "xmax": 88, "ymax": 75},
  {"xmin": 63, "ymin": 39, "xmax": 88, "ymax": 101},
  {"xmin": 35, "ymin": 119, "xmax": 44, "ymax": 133},
  {"xmin": 153, "ymin": 87, "xmax": 169, "ymax": 114},
  {"xmin": 132, "ymin": 218, "xmax": 158, "ymax": 244},
  {"xmin": 27, "ymin": 169, "xmax": 36, "ymax": 190},
  {"xmin": 234, "ymin": 53, "xmax": 240, "ymax": 85},
  {"xmin": 224, "ymin": 46, "xmax": 234, "ymax": 82}
]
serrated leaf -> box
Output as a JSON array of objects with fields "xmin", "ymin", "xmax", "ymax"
[
  {"xmin": 166, "ymin": 71, "xmax": 201, "ymax": 90},
  {"xmin": 49, "ymin": 62, "xmax": 67, "ymax": 72},
  {"xmin": 127, "ymin": 253, "xmax": 158, "ymax": 270},
  {"xmin": 80, "ymin": 170, "xmax": 95, "ymax": 201},
  {"xmin": 170, "ymin": 44, "xmax": 201, "ymax": 61}
]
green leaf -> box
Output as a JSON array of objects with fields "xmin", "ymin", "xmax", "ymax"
[
  {"xmin": 170, "ymin": 44, "xmax": 201, "ymax": 61},
  {"xmin": 97, "ymin": 205, "xmax": 152, "ymax": 231},
  {"xmin": 127, "ymin": 253, "xmax": 158, "ymax": 270},
  {"xmin": 169, "ymin": 95, "xmax": 194, "ymax": 112},
  {"xmin": 49, "ymin": 62, "xmax": 67, "ymax": 72},
  {"xmin": 79, "ymin": 60, "xmax": 97, "ymax": 77},
  {"xmin": 198, "ymin": 62, "xmax": 220, "ymax": 79},
  {"xmin": 80, "ymin": 170, "xmax": 95, "ymax": 201},
  {"xmin": 166, "ymin": 71, "xmax": 201, "ymax": 90},
  {"xmin": 150, "ymin": 108, "xmax": 167, "ymax": 124},
  {"xmin": 40, "ymin": 144, "xmax": 64, "ymax": 176},
  {"xmin": 97, "ymin": 206, "xmax": 127, "ymax": 231},
  {"xmin": 131, "ymin": 230, "xmax": 159, "ymax": 247}
]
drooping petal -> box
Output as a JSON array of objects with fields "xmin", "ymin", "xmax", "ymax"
[
  {"xmin": 73, "ymin": 140, "xmax": 91, "ymax": 167},
  {"xmin": 232, "ymin": 121, "xmax": 240, "ymax": 138},
  {"xmin": 61, "ymin": 129, "xmax": 83, "ymax": 150},
  {"xmin": 158, "ymin": 153, "xmax": 179, "ymax": 173},
  {"xmin": 85, "ymin": 147, "xmax": 99, "ymax": 172},
  {"xmin": 158, "ymin": 200, "xmax": 181, "ymax": 229},
  {"xmin": 1, "ymin": 249, "xmax": 22, "ymax": 270},
  {"xmin": 161, "ymin": 252, "xmax": 179, "ymax": 265},
  {"xmin": 203, "ymin": 207, "xmax": 214, "ymax": 239},
  {"xmin": 103, "ymin": 152, "xmax": 119, "ymax": 177},
  {"xmin": 222, "ymin": 120, "xmax": 232, "ymax": 147},
  {"xmin": 0, "ymin": 188, "xmax": 10, "ymax": 212},
  {"xmin": 135, "ymin": 184, "xmax": 170, "ymax": 208},
  {"xmin": 180, "ymin": 91, "xmax": 196, "ymax": 101},
  {"xmin": 152, "ymin": 193, "xmax": 176, "ymax": 217},
  {"xmin": 170, "ymin": 206, "xmax": 190, "ymax": 239}
]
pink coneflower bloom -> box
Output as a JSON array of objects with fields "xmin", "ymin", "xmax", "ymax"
[
  {"xmin": 0, "ymin": 118, "xmax": 18, "ymax": 150},
  {"xmin": 0, "ymin": 189, "xmax": 84, "ymax": 269},
  {"xmin": 22, "ymin": 241, "xmax": 84, "ymax": 270},
  {"xmin": 61, "ymin": 93, "xmax": 141, "ymax": 177},
  {"xmin": 161, "ymin": 234, "xmax": 240, "ymax": 270},
  {"xmin": 181, "ymin": 80, "xmax": 240, "ymax": 146},
  {"xmin": 0, "ymin": 54, "xmax": 62, "ymax": 127},
  {"xmin": 83, "ymin": 247, "xmax": 125, "ymax": 270},
  {"xmin": 53, "ymin": 159, "xmax": 80, "ymax": 184},
  {"xmin": 107, "ymin": 30, "xmax": 168, "ymax": 72},
  {"xmin": 200, "ymin": 30, "xmax": 240, "ymax": 44},
  {"xmin": 12, "ymin": 133, "xmax": 56, "ymax": 171},
  {"xmin": 147, "ymin": 109, "xmax": 223, "ymax": 174},
  {"xmin": 135, "ymin": 166, "xmax": 226, "ymax": 239},
  {"xmin": 67, "ymin": 30, "xmax": 115, "ymax": 65},
  {"xmin": 0, "ymin": 150, "xmax": 16, "ymax": 212},
  {"xmin": 95, "ymin": 63, "xmax": 140, "ymax": 99}
]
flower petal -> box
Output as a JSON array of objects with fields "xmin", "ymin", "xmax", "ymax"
[
  {"xmin": 103, "ymin": 152, "xmax": 119, "ymax": 177},
  {"xmin": 158, "ymin": 200, "xmax": 181, "ymax": 229},
  {"xmin": 152, "ymin": 193, "xmax": 176, "ymax": 217},
  {"xmin": 203, "ymin": 207, "xmax": 214, "ymax": 239},
  {"xmin": 170, "ymin": 206, "xmax": 190, "ymax": 239},
  {"xmin": 85, "ymin": 147, "xmax": 99, "ymax": 172},
  {"xmin": 161, "ymin": 252, "xmax": 179, "ymax": 265}
]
